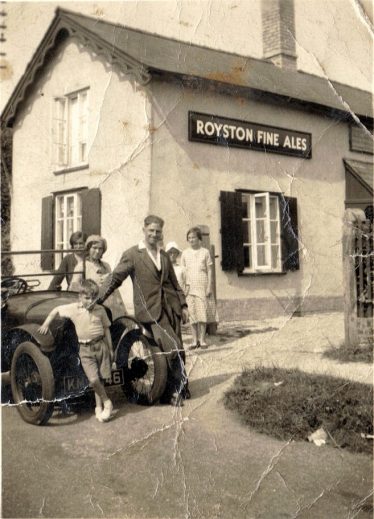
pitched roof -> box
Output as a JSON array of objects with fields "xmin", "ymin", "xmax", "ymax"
[
  {"xmin": 344, "ymin": 159, "xmax": 374, "ymax": 194},
  {"xmin": 2, "ymin": 8, "xmax": 373, "ymax": 127}
]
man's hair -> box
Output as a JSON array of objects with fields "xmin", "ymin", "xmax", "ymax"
[
  {"xmin": 79, "ymin": 279, "xmax": 99, "ymax": 298},
  {"xmin": 186, "ymin": 226, "xmax": 203, "ymax": 241},
  {"xmin": 144, "ymin": 215, "xmax": 164, "ymax": 228},
  {"xmin": 70, "ymin": 231, "xmax": 87, "ymax": 247}
]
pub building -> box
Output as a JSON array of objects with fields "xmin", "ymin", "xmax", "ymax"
[{"xmin": 2, "ymin": 3, "xmax": 373, "ymax": 319}]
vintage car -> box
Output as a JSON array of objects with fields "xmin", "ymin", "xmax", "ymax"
[{"xmin": 1, "ymin": 275, "xmax": 167, "ymax": 425}]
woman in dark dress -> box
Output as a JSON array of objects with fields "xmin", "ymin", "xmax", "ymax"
[{"xmin": 48, "ymin": 231, "xmax": 87, "ymax": 291}]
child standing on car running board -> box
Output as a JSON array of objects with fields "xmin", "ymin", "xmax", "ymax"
[{"xmin": 38, "ymin": 279, "xmax": 114, "ymax": 422}]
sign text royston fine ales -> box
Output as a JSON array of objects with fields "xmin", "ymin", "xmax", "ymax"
[{"xmin": 189, "ymin": 112, "xmax": 312, "ymax": 159}]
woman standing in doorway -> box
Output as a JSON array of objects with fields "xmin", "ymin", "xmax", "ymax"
[
  {"xmin": 85, "ymin": 235, "xmax": 126, "ymax": 320},
  {"xmin": 181, "ymin": 227, "xmax": 213, "ymax": 349}
]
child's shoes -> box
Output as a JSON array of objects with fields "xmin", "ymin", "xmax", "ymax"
[
  {"xmin": 101, "ymin": 399, "xmax": 113, "ymax": 422},
  {"xmin": 95, "ymin": 406, "xmax": 104, "ymax": 423}
]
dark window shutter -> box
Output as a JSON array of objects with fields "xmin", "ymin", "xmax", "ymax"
[
  {"xmin": 280, "ymin": 195, "xmax": 300, "ymax": 271},
  {"xmin": 81, "ymin": 188, "xmax": 101, "ymax": 237},
  {"xmin": 220, "ymin": 191, "xmax": 244, "ymax": 272},
  {"xmin": 41, "ymin": 195, "xmax": 54, "ymax": 271}
]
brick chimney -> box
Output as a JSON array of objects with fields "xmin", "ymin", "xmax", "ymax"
[{"xmin": 261, "ymin": 0, "xmax": 297, "ymax": 70}]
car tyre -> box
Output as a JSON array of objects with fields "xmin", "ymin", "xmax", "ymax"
[
  {"xmin": 119, "ymin": 331, "xmax": 167, "ymax": 405},
  {"xmin": 11, "ymin": 341, "xmax": 55, "ymax": 425}
]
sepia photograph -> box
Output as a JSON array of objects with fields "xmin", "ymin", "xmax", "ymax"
[{"xmin": 1, "ymin": 0, "xmax": 373, "ymax": 517}]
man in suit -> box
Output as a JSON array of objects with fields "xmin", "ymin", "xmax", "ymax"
[{"xmin": 99, "ymin": 215, "xmax": 189, "ymax": 406}]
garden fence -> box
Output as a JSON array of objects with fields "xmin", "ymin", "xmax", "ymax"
[{"xmin": 354, "ymin": 220, "xmax": 373, "ymax": 318}]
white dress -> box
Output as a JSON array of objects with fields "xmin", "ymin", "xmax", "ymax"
[
  {"xmin": 181, "ymin": 247, "xmax": 219, "ymax": 324},
  {"xmin": 181, "ymin": 247, "xmax": 212, "ymax": 323}
]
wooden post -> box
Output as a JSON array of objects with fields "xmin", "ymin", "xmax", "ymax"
[
  {"xmin": 208, "ymin": 244, "xmax": 218, "ymax": 335},
  {"xmin": 343, "ymin": 209, "xmax": 365, "ymax": 348}
]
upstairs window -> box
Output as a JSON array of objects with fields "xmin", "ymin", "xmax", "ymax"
[
  {"xmin": 54, "ymin": 88, "xmax": 89, "ymax": 169},
  {"xmin": 220, "ymin": 190, "xmax": 300, "ymax": 274}
]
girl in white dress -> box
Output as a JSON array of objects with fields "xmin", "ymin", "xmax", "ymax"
[{"xmin": 181, "ymin": 227, "xmax": 212, "ymax": 349}]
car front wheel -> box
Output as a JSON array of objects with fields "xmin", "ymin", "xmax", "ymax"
[
  {"xmin": 119, "ymin": 331, "xmax": 167, "ymax": 405},
  {"xmin": 11, "ymin": 341, "xmax": 55, "ymax": 425}
]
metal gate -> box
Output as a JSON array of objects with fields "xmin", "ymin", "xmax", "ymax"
[{"xmin": 355, "ymin": 220, "xmax": 374, "ymax": 318}]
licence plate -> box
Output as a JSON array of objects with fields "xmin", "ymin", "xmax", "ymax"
[{"xmin": 63, "ymin": 368, "xmax": 124, "ymax": 393}]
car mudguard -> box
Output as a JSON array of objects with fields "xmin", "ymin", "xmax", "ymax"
[{"xmin": 7, "ymin": 323, "xmax": 55, "ymax": 353}]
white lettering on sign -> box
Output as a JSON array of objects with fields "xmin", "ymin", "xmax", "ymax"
[
  {"xmin": 214, "ymin": 122, "xmax": 223, "ymax": 134},
  {"xmin": 191, "ymin": 113, "xmax": 311, "ymax": 158},
  {"xmin": 257, "ymin": 130, "xmax": 280, "ymax": 146},
  {"xmin": 196, "ymin": 119, "xmax": 255, "ymax": 143},
  {"xmin": 205, "ymin": 121, "xmax": 215, "ymax": 136},
  {"xmin": 196, "ymin": 120, "xmax": 204, "ymax": 134},
  {"xmin": 246, "ymin": 128, "xmax": 254, "ymax": 141},
  {"xmin": 188, "ymin": 112, "xmax": 312, "ymax": 159},
  {"xmin": 283, "ymin": 136, "xmax": 308, "ymax": 150},
  {"xmin": 236, "ymin": 127, "xmax": 245, "ymax": 141}
]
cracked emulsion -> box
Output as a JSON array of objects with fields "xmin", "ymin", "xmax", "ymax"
[{"xmin": 2, "ymin": 3, "xmax": 373, "ymax": 519}]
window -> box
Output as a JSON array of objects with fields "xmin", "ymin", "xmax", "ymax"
[
  {"xmin": 41, "ymin": 189, "xmax": 101, "ymax": 271},
  {"xmin": 242, "ymin": 192, "xmax": 282, "ymax": 272},
  {"xmin": 54, "ymin": 88, "xmax": 89, "ymax": 169},
  {"xmin": 55, "ymin": 192, "xmax": 82, "ymax": 260},
  {"xmin": 220, "ymin": 190, "xmax": 299, "ymax": 274}
]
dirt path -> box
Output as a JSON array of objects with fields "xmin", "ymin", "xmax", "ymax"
[{"xmin": 3, "ymin": 312, "xmax": 373, "ymax": 518}]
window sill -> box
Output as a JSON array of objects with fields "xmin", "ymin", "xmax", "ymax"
[
  {"xmin": 53, "ymin": 164, "xmax": 89, "ymax": 175},
  {"xmin": 238, "ymin": 270, "xmax": 287, "ymax": 277}
]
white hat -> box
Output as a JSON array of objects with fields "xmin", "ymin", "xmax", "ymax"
[{"xmin": 165, "ymin": 241, "xmax": 181, "ymax": 253}]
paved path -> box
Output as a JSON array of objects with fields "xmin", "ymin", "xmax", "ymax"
[{"xmin": 2, "ymin": 312, "xmax": 373, "ymax": 518}]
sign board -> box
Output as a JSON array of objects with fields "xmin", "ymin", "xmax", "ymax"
[{"xmin": 189, "ymin": 111, "xmax": 312, "ymax": 159}]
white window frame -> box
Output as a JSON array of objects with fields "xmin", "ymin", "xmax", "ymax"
[
  {"xmin": 242, "ymin": 192, "xmax": 282, "ymax": 273},
  {"xmin": 54, "ymin": 191, "xmax": 83, "ymax": 264},
  {"xmin": 53, "ymin": 88, "xmax": 89, "ymax": 170}
]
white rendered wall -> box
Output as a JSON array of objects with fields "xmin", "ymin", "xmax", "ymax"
[
  {"xmin": 148, "ymin": 79, "xmax": 367, "ymax": 310},
  {"xmin": 11, "ymin": 38, "xmax": 152, "ymax": 309}
]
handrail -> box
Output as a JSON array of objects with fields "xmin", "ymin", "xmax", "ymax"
[
  {"xmin": 1, "ymin": 272, "xmax": 85, "ymax": 278},
  {"xmin": 1, "ymin": 249, "xmax": 86, "ymax": 280},
  {"xmin": 2, "ymin": 249, "xmax": 85, "ymax": 255}
]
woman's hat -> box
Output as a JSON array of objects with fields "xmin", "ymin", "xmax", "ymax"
[
  {"xmin": 85, "ymin": 235, "xmax": 107, "ymax": 253},
  {"xmin": 165, "ymin": 241, "xmax": 181, "ymax": 253}
]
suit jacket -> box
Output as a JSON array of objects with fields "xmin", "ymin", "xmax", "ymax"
[
  {"xmin": 48, "ymin": 253, "xmax": 78, "ymax": 291},
  {"xmin": 101, "ymin": 245, "xmax": 187, "ymax": 323}
]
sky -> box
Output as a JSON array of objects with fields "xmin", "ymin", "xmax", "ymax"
[{"xmin": 0, "ymin": 0, "xmax": 373, "ymax": 112}]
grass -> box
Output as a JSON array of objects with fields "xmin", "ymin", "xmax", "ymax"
[
  {"xmin": 324, "ymin": 343, "xmax": 373, "ymax": 364},
  {"xmin": 224, "ymin": 367, "xmax": 373, "ymax": 455}
]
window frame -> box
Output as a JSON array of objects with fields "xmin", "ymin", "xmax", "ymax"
[
  {"xmin": 53, "ymin": 87, "xmax": 89, "ymax": 172},
  {"xmin": 241, "ymin": 191, "xmax": 282, "ymax": 274},
  {"xmin": 54, "ymin": 190, "xmax": 83, "ymax": 264}
]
